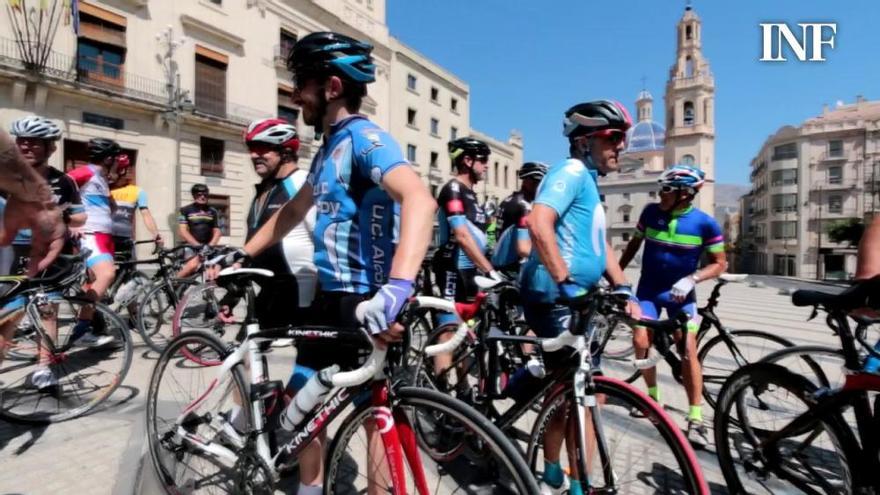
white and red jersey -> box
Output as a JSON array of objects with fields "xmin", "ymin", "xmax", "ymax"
[{"xmin": 68, "ymin": 164, "xmax": 113, "ymax": 234}]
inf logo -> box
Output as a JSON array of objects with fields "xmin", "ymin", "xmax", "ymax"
[{"xmin": 759, "ymin": 22, "xmax": 837, "ymax": 62}]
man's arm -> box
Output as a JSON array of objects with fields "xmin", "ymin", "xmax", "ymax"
[
  {"xmin": 694, "ymin": 250, "xmax": 727, "ymax": 282},
  {"xmin": 140, "ymin": 208, "xmax": 161, "ymax": 240},
  {"xmin": 383, "ymin": 167, "xmax": 437, "ymax": 280},
  {"xmin": 528, "ymin": 205, "xmax": 568, "ymax": 283},
  {"xmin": 243, "ymin": 183, "xmax": 314, "ymax": 257},
  {"xmin": 209, "ymin": 227, "xmax": 222, "ymax": 246},
  {"xmin": 516, "ymin": 237, "xmax": 532, "ymax": 259},
  {"xmin": 855, "ymin": 215, "xmax": 880, "ymax": 280},
  {"xmin": 453, "ymin": 225, "xmax": 493, "ymax": 273},
  {"xmin": 618, "ymin": 236, "xmax": 643, "ymax": 270},
  {"xmin": 68, "ymin": 212, "xmax": 87, "ymax": 228},
  {"xmin": 604, "ymin": 244, "xmax": 630, "ymax": 286}
]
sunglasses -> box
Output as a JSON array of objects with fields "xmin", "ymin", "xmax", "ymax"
[
  {"xmin": 588, "ymin": 129, "xmax": 627, "ymax": 145},
  {"xmin": 660, "ymin": 185, "xmax": 690, "ymax": 194},
  {"xmin": 193, "ymin": 192, "xmax": 209, "ymax": 197},
  {"xmin": 247, "ymin": 143, "xmax": 277, "ymax": 155},
  {"xmin": 473, "ymin": 155, "xmax": 489, "ymax": 163}
]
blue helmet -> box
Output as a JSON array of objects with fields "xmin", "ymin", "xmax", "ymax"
[
  {"xmin": 658, "ymin": 165, "xmax": 705, "ymax": 192},
  {"xmin": 287, "ymin": 32, "xmax": 376, "ymax": 84}
]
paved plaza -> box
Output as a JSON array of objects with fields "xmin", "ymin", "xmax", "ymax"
[{"xmin": 0, "ymin": 272, "xmax": 849, "ymax": 494}]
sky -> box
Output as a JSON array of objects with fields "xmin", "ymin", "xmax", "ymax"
[{"xmin": 387, "ymin": 0, "xmax": 880, "ymax": 185}]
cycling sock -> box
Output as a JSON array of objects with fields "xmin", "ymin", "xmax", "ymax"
[
  {"xmin": 297, "ymin": 483, "xmax": 322, "ymax": 495},
  {"xmin": 688, "ymin": 405, "xmax": 702, "ymax": 422},
  {"xmin": 647, "ymin": 386, "xmax": 660, "ymax": 402},
  {"xmin": 569, "ymin": 478, "xmax": 584, "ymax": 495},
  {"xmin": 543, "ymin": 460, "xmax": 564, "ymax": 487}
]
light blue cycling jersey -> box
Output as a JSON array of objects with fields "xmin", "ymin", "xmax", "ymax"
[
  {"xmin": 520, "ymin": 158, "xmax": 607, "ymax": 304},
  {"xmin": 308, "ymin": 115, "xmax": 406, "ymax": 294}
]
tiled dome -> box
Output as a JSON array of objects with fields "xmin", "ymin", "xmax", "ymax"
[{"xmin": 626, "ymin": 121, "xmax": 665, "ymax": 153}]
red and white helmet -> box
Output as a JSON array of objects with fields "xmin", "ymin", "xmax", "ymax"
[{"xmin": 244, "ymin": 118, "xmax": 299, "ymax": 151}]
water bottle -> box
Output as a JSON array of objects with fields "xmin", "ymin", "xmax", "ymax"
[
  {"xmin": 279, "ymin": 364, "xmax": 339, "ymax": 431},
  {"xmin": 116, "ymin": 277, "xmax": 143, "ymax": 306},
  {"xmin": 862, "ymin": 338, "xmax": 880, "ymax": 374}
]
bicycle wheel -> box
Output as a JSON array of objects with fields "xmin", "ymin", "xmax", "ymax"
[
  {"xmin": 146, "ymin": 331, "xmax": 253, "ymax": 495},
  {"xmin": 138, "ymin": 278, "xmax": 195, "ymax": 353},
  {"xmin": 593, "ymin": 313, "xmax": 635, "ymax": 359},
  {"xmin": 0, "ymin": 296, "xmax": 132, "ymax": 423},
  {"xmin": 698, "ymin": 329, "xmax": 793, "ymax": 409},
  {"xmin": 525, "ymin": 376, "xmax": 707, "ymax": 494},
  {"xmin": 714, "ymin": 363, "xmax": 856, "ymax": 494},
  {"xmin": 759, "ymin": 345, "xmax": 843, "ymax": 389},
  {"xmin": 325, "ymin": 385, "xmax": 540, "ymax": 494},
  {"xmin": 172, "ymin": 282, "xmax": 239, "ymax": 365}
]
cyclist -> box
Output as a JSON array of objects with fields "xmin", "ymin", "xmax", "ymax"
[
  {"xmin": 0, "ymin": 129, "xmax": 65, "ymax": 275},
  {"xmin": 110, "ymin": 158, "xmax": 163, "ymax": 261},
  {"xmin": 618, "ymin": 164, "xmax": 727, "ymax": 449},
  {"xmin": 213, "ymin": 31, "xmax": 436, "ymax": 495},
  {"xmin": 492, "ymin": 161, "xmax": 548, "ymax": 376},
  {"xmin": 0, "ymin": 116, "xmax": 86, "ymax": 388},
  {"xmin": 176, "ymin": 183, "xmax": 221, "ymax": 278},
  {"xmin": 242, "ymin": 117, "xmax": 316, "ymax": 339},
  {"xmin": 484, "ymin": 198, "xmax": 498, "ymax": 251},
  {"xmin": 431, "ymin": 137, "xmax": 503, "ymax": 393},
  {"xmin": 66, "ymin": 137, "xmax": 128, "ymax": 347},
  {"xmin": 521, "ymin": 100, "xmax": 636, "ymax": 495}
]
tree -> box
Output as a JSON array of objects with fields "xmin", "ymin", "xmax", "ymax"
[{"xmin": 827, "ymin": 218, "xmax": 865, "ymax": 246}]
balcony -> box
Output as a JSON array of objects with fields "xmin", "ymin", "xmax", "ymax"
[
  {"xmin": 0, "ymin": 37, "xmax": 267, "ymax": 126},
  {"xmin": 818, "ymin": 151, "xmax": 851, "ymax": 163},
  {"xmin": 273, "ymin": 44, "xmax": 292, "ymax": 71},
  {"xmin": 811, "ymin": 179, "xmax": 860, "ymax": 191},
  {"xmin": 668, "ymin": 72, "xmax": 714, "ymax": 90}
]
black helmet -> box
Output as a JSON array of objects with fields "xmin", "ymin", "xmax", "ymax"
[
  {"xmin": 287, "ymin": 32, "xmax": 376, "ymax": 84},
  {"xmin": 191, "ymin": 183, "xmax": 209, "ymax": 196},
  {"xmin": 88, "ymin": 138, "xmax": 121, "ymax": 161},
  {"xmin": 448, "ymin": 137, "xmax": 490, "ymax": 164},
  {"xmin": 563, "ymin": 100, "xmax": 633, "ymax": 138},
  {"xmin": 518, "ymin": 162, "xmax": 549, "ymax": 181}
]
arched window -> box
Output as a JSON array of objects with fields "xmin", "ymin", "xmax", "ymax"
[
  {"xmin": 504, "ymin": 165, "xmax": 509, "ymax": 189},
  {"xmin": 685, "ymin": 56, "xmax": 694, "ymax": 77},
  {"xmin": 683, "ymin": 101, "xmax": 695, "ymax": 126},
  {"xmin": 681, "ymin": 154, "xmax": 696, "ymax": 166},
  {"xmin": 494, "ymin": 161, "xmax": 499, "ymax": 186},
  {"xmin": 685, "ymin": 25, "xmax": 693, "ymax": 40}
]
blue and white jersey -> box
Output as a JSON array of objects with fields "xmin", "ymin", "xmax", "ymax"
[
  {"xmin": 491, "ymin": 191, "xmax": 530, "ymax": 271},
  {"xmin": 307, "ymin": 115, "xmax": 407, "ymax": 294},
  {"xmin": 520, "ymin": 158, "xmax": 607, "ymax": 304}
]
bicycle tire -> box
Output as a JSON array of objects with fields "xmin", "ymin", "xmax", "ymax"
[
  {"xmin": 524, "ymin": 376, "xmax": 708, "ymax": 494},
  {"xmin": 594, "ymin": 314, "xmax": 635, "ymax": 360},
  {"xmin": 698, "ymin": 329, "xmax": 793, "ymax": 409},
  {"xmin": 759, "ymin": 345, "xmax": 841, "ymax": 389},
  {"xmin": 713, "ymin": 362, "xmax": 857, "ymax": 495},
  {"xmin": 172, "ymin": 282, "xmax": 233, "ymax": 365},
  {"xmin": 0, "ymin": 296, "xmax": 133, "ymax": 423},
  {"xmin": 146, "ymin": 330, "xmax": 253, "ymax": 495},
  {"xmin": 137, "ymin": 278, "xmax": 195, "ymax": 353},
  {"xmin": 325, "ymin": 385, "xmax": 540, "ymax": 494}
]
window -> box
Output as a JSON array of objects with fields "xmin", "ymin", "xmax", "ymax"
[
  {"xmin": 772, "ymin": 142, "xmax": 798, "ymax": 160},
  {"xmin": 207, "ymin": 194, "xmax": 230, "ymax": 235},
  {"xmin": 407, "ymin": 74, "xmax": 417, "ymax": 91},
  {"xmin": 600, "ymin": 194, "xmax": 606, "ymax": 203},
  {"xmin": 773, "ymin": 254, "xmax": 796, "ymax": 276},
  {"xmin": 200, "ymin": 137, "xmax": 224, "ymax": 176},
  {"xmin": 771, "ymin": 221, "xmax": 797, "ymax": 240},
  {"xmin": 683, "ymin": 101, "xmax": 695, "ymax": 126},
  {"xmin": 407, "ymin": 144, "xmax": 417, "ymax": 163},
  {"xmin": 828, "ymin": 166, "xmax": 842, "ymax": 184},
  {"xmin": 279, "ymin": 30, "xmax": 297, "ymax": 62},
  {"xmin": 430, "ymin": 151, "xmax": 439, "ymax": 168},
  {"xmin": 771, "ymin": 193, "xmax": 797, "ymax": 213},
  {"xmin": 685, "ymin": 56, "xmax": 694, "ymax": 77},
  {"xmin": 771, "ymin": 169, "xmax": 798, "ymax": 186},
  {"xmin": 450, "ymin": 126, "xmax": 458, "ymax": 140},
  {"xmin": 407, "ymin": 108, "xmax": 417, "ymax": 127},
  {"xmin": 828, "ymin": 195, "xmax": 842, "ymax": 213},
  {"xmin": 195, "ymin": 53, "xmax": 227, "ymax": 118},
  {"xmin": 451, "ymin": 97, "xmax": 458, "ymax": 113},
  {"xmin": 494, "ymin": 162, "xmax": 499, "ymax": 186},
  {"xmin": 77, "ymin": 36, "xmax": 125, "ymax": 86},
  {"xmin": 622, "ymin": 233, "xmax": 631, "ymax": 242},
  {"xmin": 685, "ymin": 25, "xmax": 693, "ymax": 40},
  {"xmin": 430, "ymin": 86, "xmax": 439, "ymax": 102},
  {"xmin": 681, "ymin": 154, "xmax": 696, "ymax": 166},
  {"xmin": 430, "ymin": 118, "xmax": 439, "ymax": 136},
  {"xmin": 623, "ymin": 213, "xmax": 631, "ymax": 223},
  {"xmin": 828, "ymin": 139, "xmax": 843, "ymax": 158},
  {"xmin": 83, "ymin": 112, "xmax": 124, "ymax": 130},
  {"xmin": 504, "ymin": 165, "xmax": 509, "ymax": 189},
  {"xmin": 277, "ymin": 86, "xmax": 299, "ymax": 125},
  {"xmin": 622, "ymin": 192, "xmax": 630, "ymax": 201}
]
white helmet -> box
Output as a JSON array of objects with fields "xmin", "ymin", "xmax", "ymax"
[
  {"xmin": 10, "ymin": 115, "xmax": 62, "ymax": 140},
  {"xmin": 244, "ymin": 118, "xmax": 299, "ymax": 151}
]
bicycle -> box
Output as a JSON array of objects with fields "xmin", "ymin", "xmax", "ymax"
[
  {"xmin": 0, "ymin": 253, "xmax": 133, "ymax": 423},
  {"xmin": 105, "ymin": 239, "xmax": 162, "ymax": 325},
  {"xmin": 713, "ymin": 276, "xmax": 880, "ymax": 494},
  {"xmin": 414, "ymin": 280, "xmax": 709, "ymax": 493},
  {"xmin": 136, "ymin": 244, "xmax": 212, "ymax": 353},
  {"xmin": 601, "ymin": 273, "xmax": 795, "ymax": 409},
  {"xmin": 146, "ymin": 267, "xmax": 540, "ymax": 494}
]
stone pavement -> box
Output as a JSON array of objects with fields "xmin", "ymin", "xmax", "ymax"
[{"xmin": 0, "ymin": 272, "xmax": 848, "ymax": 494}]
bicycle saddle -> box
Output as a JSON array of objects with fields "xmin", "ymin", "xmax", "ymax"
[
  {"xmin": 719, "ymin": 273, "xmax": 748, "ymax": 283},
  {"xmin": 792, "ymin": 276, "xmax": 880, "ymax": 310},
  {"xmin": 217, "ymin": 267, "xmax": 275, "ymax": 282}
]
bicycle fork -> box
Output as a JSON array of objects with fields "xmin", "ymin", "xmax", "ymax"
[{"xmin": 371, "ymin": 382, "xmax": 430, "ymax": 495}]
